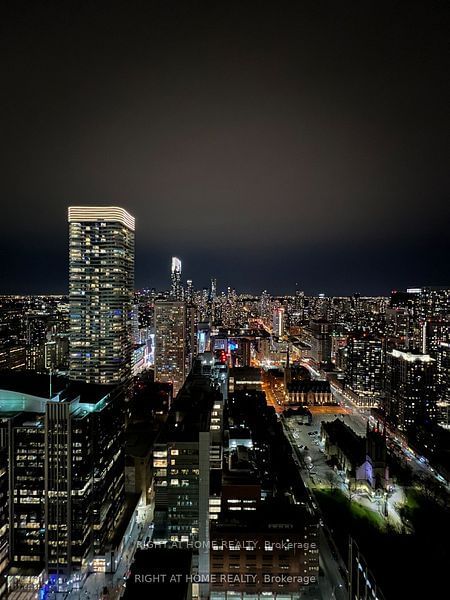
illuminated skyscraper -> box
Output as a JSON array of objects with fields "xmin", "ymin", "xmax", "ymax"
[
  {"xmin": 210, "ymin": 277, "xmax": 217, "ymax": 300},
  {"xmin": 170, "ymin": 256, "xmax": 183, "ymax": 300},
  {"xmin": 345, "ymin": 335, "xmax": 384, "ymax": 405},
  {"xmin": 154, "ymin": 300, "xmax": 186, "ymax": 396},
  {"xmin": 186, "ymin": 279, "xmax": 194, "ymax": 303},
  {"xmin": 310, "ymin": 318, "xmax": 332, "ymax": 368},
  {"xmin": 272, "ymin": 306, "xmax": 285, "ymax": 338},
  {"xmin": 68, "ymin": 206, "xmax": 135, "ymax": 384},
  {"xmin": 385, "ymin": 349, "xmax": 437, "ymax": 431}
]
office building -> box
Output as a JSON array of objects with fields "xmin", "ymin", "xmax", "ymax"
[
  {"xmin": 153, "ymin": 363, "xmax": 219, "ymax": 543},
  {"xmin": 153, "ymin": 361, "xmax": 223, "ymax": 599},
  {"xmin": 0, "ymin": 443, "xmax": 8, "ymax": 599},
  {"xmin": 68, "ymin": 206, "xmax": 135, "ymax": 385},
  {"xmin": 0, "ymin": 374, "xmax": 125, "ymax": 591},
  {"xmin": 0, "ymin": 343, "xmax": 26, "ymax": 372},
  {"xmin": 171, "ymin": 257, "xmax": 183, "ymax": 300},
  {"xmin": 210, "ymin": 501, "xmax": 319, "ymax": 600}
]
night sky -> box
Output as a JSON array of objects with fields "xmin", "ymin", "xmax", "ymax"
[{"xmin": 1, "ymin": 1, "xmax": 449, "ymax": 295}]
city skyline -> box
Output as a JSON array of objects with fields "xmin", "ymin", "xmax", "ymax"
[
  {"xmin": 0, "ymin": 212, "xmax": 449, "ymax": 598},
  {"xmin": 1, "ymin": 2, "xmax": 449, "ymax": 599},
  {"xmin": 0, "ymin": 204, "xmax": 449, "ymax": 297},
  {"xmin": 1, "ymin": 1, "xmax": 449, "ymax": 295}
]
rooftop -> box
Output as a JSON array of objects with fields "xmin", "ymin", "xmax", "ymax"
[
  {"xmin": 287, "ymin": 380, "xmax": 331, "ymax": 393},
  {"xmin": 155, "ymin": 366, "xmax": 218, "ymax": 444},
  {"xmin": 322, "ymin": 418, "xmax": 366, "ymax": 466}
]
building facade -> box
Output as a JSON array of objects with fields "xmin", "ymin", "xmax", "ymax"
[
  {"xmin": 154, "ymin": 301, "xmax": 187, "ymax": 396},
  {"xmin": 345, "ymin": 335, "xmax": 384, "ymax": 405},
  {"xmin": 385, "ymin": 349, "xmax": 437, "ymax": 432},
  {"xmin": 68, "ymin": 206, "xmax": 135, "ymax": 385},
  {"xmin": 0, "ymin": 379, "xmax": 125, "ymax": 591}
]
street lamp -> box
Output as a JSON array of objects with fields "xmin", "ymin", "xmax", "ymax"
[{"xmin": 330, "ymin": 583, "xmax": 344, "ymax": 599}]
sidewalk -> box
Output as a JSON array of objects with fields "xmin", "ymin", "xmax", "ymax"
[{"xmin": 66, "ymin": 507, "xmax": 154, "ymax": 600}]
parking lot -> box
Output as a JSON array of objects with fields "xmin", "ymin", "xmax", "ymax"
[{"xmin": 286, "ymin": 412, "xmax": 341, "ymax": 487}]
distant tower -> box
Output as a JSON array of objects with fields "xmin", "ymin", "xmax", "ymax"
[
  {"xmin": 68, "ymin": 206, "xmax": 135, "ymax": 384},
  {"xmin": 273, "ymin": 307, "xmax": 285, "ymax": 338},
  {"xmin": 186, "ymin": 279, "xmax": 194, "ymax": 304},
  {"xmin": 171, "ymin": 257, "xmax": 183, "ymax": 300},
  {"xmin": 154, "ymin": 300, "xmax": 187, "ymax": 396},
  {"xmin": 210, "ymin": 277, "xmax": 217, "ymax": 300}
]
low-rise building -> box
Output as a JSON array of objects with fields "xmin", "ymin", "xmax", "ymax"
[
  {"xmin": 286, "ymin": 380, "xmax": 333, "ymax": 406},
  {"xmin": 321, "ymin": 419, "xmax": 389, "ymax": 491}
]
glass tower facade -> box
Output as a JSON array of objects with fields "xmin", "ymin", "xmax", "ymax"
[{"xmin": 68, "ymin": 207, "xmax": 135, "ymax": 385}]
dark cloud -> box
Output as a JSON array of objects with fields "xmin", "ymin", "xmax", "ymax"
[{"xmin": 1, "ymin": 0, "xmax": 449, "ymax": 294}]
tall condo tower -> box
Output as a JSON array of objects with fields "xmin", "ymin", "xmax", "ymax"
[
  {"xmin": 68, "ymin": 206, "xmax": 135, "ymax": 384},
  {"xmin": 171, "ymin": 256, "xmax": 183, "ymax": 300},
  {"xmin": 154, "ymin": 300, "xmax": 186, "ymax": 396}
]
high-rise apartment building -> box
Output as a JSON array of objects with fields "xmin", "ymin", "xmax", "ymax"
[
  {"xmin": 154, "ymin": 301, "xmax": 186, "ymax": 396},
  {"xmin": 417, "ymin": 286, "xmax": 450, "ymax": 321},
  {"xmin": 345, "ymin": 335, "xmax": 384, "ymax": 405},
  {"xmin": 436, "ymin": 342, "xmax": 450, "ymax": 427},
  {"xmin": 385, "ymin": 349, "xmax": 437, "ymax": 432},
  {"xmin": 310, "ymin": 319, "xmax": 332, "ymax": 368},
  {"xmin": 68, "ymin": 206, "xmax": 135, "ymax": 385}
]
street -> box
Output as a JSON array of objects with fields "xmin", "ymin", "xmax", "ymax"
[{"xmin": 280, "ymin": 417, "xmax": 348, "ymax": 600}]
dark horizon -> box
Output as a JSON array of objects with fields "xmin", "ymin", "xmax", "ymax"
[
  {"xmin": 1, "ymin": 1, "xmax": 449, "ymax": 296},
  {"xmin": 1, "ymin": 217, "xmax": 448, "ymax": 299}
]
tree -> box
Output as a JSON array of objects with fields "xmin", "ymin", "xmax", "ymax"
[
  {"xmin": 347, "ymin": 479, "xmax": 357, "ymax": 502},
  {"xmin": 325, "ymin": 470, "xmax": 338, "ymax": 490}
]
